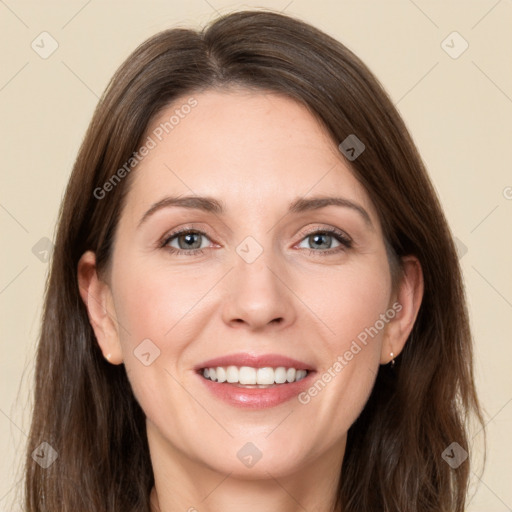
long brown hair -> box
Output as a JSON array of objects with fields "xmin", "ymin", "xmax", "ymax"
[{"xmin": 23, "ymin": 9, "xmax": 484, "ymax": 511}]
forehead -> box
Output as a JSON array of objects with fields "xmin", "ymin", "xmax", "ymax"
[{"xmin": 123, "ymin": 88, "xmax": 380, "ymax": 225}]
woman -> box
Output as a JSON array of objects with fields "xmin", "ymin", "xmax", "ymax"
[{"xmin": 24, "ymin": 9, "xmax": 484, "ymax": 512}]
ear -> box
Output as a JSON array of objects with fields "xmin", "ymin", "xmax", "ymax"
[
  {"xmin": 77, "ymin": 250, "xmax": 123, "ymax": 365},
  {"xmin": 380, "ymin": 255, "xmax": 424, "ymax": 364}
]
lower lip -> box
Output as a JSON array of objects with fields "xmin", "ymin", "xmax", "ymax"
[{"xmin": 196, "ymin": 371, "xmax": 316, "ymax": 409}]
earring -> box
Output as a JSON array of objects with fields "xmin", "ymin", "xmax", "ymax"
[
  {"xmin": 104, "ymin": 353, "xmax": 112, "ymax": 362},
  {"xmin": 389, "ymin": 352, "xmax": 395, "ymax": 368}
]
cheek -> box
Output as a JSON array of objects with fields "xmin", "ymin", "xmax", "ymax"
[
  {"xmin": 312, "ymin": 254, "xmax": 392, "ymax": 353},
  {"xmin": 112, "ymin": 254, "xmax": 216, "ymax": 344},
  {"xmin": 296, "ymin": 256, "xmax": 391, "ymax": 424},
  {"xmin": 109, "ymin": 256, "xmax": 221, "ymax": 405},
  {"xmin": 110, "ymin": 262, "xmax": 201, "ymax": 425}
]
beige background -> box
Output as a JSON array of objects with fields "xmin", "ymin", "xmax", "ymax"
[{"xmin": 1, "ymin": 0, "xmax": 511, "ymax": 510}]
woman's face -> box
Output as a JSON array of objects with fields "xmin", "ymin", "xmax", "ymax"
[{"xmin": 96, "ymin": 88, "xmax": 403, "ymax": 477}]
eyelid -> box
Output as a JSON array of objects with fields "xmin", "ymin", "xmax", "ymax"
[
  {"xmin": 293, "ymin": 229, "xmax": 353, "ymax": 260},
  {"xmin": 158, "ymin": 225, "xmax": 215, "ymax": 248},
  {"xmin": 294, "ymin": 224, "xmax": 353, "ymax": 246}
]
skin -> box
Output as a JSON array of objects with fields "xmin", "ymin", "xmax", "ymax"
[{"xmin": 78, "ymin": 88, "xmax": 423, "ymax": 512}]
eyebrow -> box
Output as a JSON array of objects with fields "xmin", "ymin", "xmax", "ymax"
[{"xmin": 137, "ymin": 194, "xmax": 373, "ymax": 229}]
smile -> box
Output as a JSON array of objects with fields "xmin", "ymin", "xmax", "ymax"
[
  {"xmin": 194, "ymin": 353, "xmax": 316, "ymax": 407},
  {"xmin": 200, "ymin": 366, "xmax": 309, "ymax": 386}
]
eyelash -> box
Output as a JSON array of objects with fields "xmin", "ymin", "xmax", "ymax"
[{"xmin": 159, "ymin": 226, "xmax": 353, "ymax": 257}]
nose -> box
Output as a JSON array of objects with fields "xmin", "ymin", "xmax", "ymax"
[{"xmin": 221, "ymin": 248, "xmax": 297, "ymax": 331}]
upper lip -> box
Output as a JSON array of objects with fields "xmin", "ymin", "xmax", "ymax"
[{"xmin": 195, "ymin": 353, "xmax": 315, "ymax": 371}]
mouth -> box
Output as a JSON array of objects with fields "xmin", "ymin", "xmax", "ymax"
[
  {"xmin": 197, "ymin": 365, "xmax": 310, "ymax": 388},
  {"xmin": 194, "ymin": 353, "xmax": 316, "ymax": 409}
]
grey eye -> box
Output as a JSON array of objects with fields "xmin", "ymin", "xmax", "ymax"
[
  {"xmin": 167, "ymin": 231, "xmax": 210, "ymax": 250},
  {"xmin": 298, "ymin": 232, "xmax": 341, "ymax": 250}
]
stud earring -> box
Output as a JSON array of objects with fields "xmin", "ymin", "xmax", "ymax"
[
  {"xmin": 389, "ymin": 352, "xmax": 395, "ymax": 368},
  {"xmin": 104, "ymin": 353, "xmax": 112, "ymax": 361}
]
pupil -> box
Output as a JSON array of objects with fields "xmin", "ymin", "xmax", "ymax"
[
  {"xmin": 180, "ymin": 233, "xmax": 201, "ymax": 249},
  {"xmin": 311, "ymin": 233, "xmax": 330, "ymax": 249}
]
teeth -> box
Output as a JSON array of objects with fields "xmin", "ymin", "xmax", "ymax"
[
  {"xmin": 239, "ymin": 366, "xmax": 256, "ymax": 385},
  {"xmin": 201, "ymin": 366, "xmax": 308, "ymax": 385},
  {"xmin": 274, "ymin": 367, "xmax": 287, "ymax": 384},
  {"xmin": 216, "ymin": 366, "xmax": 227, "ymax": 383},
  {"xmin": 226, "ymin": 366, "xmax": 238, "ymax": 383},
  {"xmin": 286, "ymin": 368, "xmax": 296, "ymax": 382},
  {"xmin": 257, "ymin": 367, "xmax": 274, "ymax": 385}
]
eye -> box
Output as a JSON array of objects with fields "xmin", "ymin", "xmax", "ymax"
[
  {"xmin": 159, "ymin": 226, "xmax": 352, "ymax": 257},
  {"xmin": 161, "ymin": 229, "xmax": 213, "ymax": 255},
  {"xmin": 296, "ymin": 228, "xmax": 352, "ymax": 254}
]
